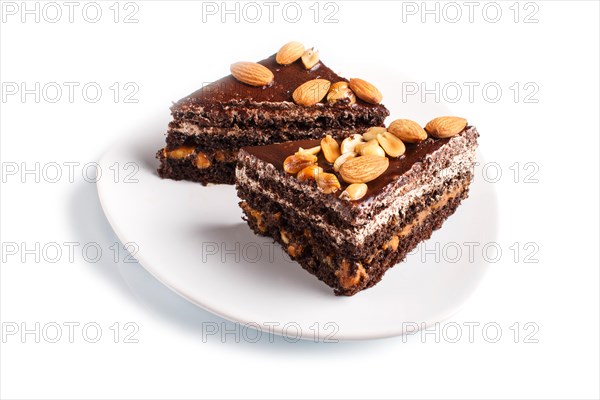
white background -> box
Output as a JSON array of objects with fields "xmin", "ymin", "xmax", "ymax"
[{"xmin": 1, "ymin": 1, "xmax": 599, "ymax": 399}]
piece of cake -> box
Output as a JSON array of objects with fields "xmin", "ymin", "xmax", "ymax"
[
  {"xmin": 157, "ymin": 42, "xmax": 390, "ymax": 185},
  {"xmin": 235, "ymin": 116, "xmax": 479, "ymax": 296}
]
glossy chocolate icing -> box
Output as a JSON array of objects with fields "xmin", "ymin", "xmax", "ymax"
[
  {"xmin": 243, "ymin": 135, "xmax": 453, "ymax": 204},
  {"xmin": 172, "ymin": 54, "xmax": 385, "ymax": 110}
]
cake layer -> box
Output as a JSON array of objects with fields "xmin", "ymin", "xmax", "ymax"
[
  {"xmin": 164, "ymin": 124, "xmax": 363, "ymax": 151},
  {"xmin": 170, "ymin": 101, "xmax": 387, "ymax": 130},
  {"xmin": 240, "ymin": 175, "xmax": 471, "ymax": 295}
]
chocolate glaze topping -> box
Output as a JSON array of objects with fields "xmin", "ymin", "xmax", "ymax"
[
  {"xmin": 172, "ymin": 54, "xmax": 386, "ymax": 111},
  {"xmin": 243, "ymin": 134, "xmax": 456, "ymax": 204}
]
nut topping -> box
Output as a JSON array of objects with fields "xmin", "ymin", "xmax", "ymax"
[
  {"xmin": 316, "ymin": 172, "xmax": 341, "ymax": 194},
  {"xmin": 339, "ymin": 155, "xmax": 389, "ymax": 184},
  {"xmin": 349, "ymin": 78, "xmax": 383, "ymax": 104},
  {"xmin": 333, "ymin": 151, "xmax": 357, "ymax": 172},
  {"xmin": 283, "ymin": 153, "xmax": 317, "ymax": 174},
  {"xmin": 276, "ymin": 41, "xmax": 305, "ymax": 65},
  {"xmin": 296, "ymin": 145, "xmax": 321, "ymax": 156},
  {"xmin": 327, "ymin": 81, "xmax": 356, "ymax": 105},
  {"xmin": 356, "ymin": 139, "xmax": 386, "ymax": 157},
  {"xmin": 301, "ymin": 48, "xmax": 320, "ymax": 69},
  {"xmin": 377, "ymin": 131, "xmax": 406, "ymax": 158},
  {"xmin": 194, "ymin": 152, "xmax": 211, "ymax": 169},
  {"xmin": 320, "ymin": 135, "xmax": 341, "ymax": 163},
  {"xmin": 230, "ymin": 62, "xmax": 274, "ymax": 87},
  {"xmin": 387, "ymin": 119, "xmax": 428, "ymax": 143},
  {"xmin": 280, "ymin": 230, "xmax": 290, "ymax": 244},
  {"xmin": 292, "ymin": 79, "xmax": 331, "ymax": 106},
  {"xmin": 362, "ymin": 126, "xmax": 386, "ymax": 142},
  {"xmin": 297, "ymin": 165, "xmax": 323, "ymax": 182},
  {"xmin": 340, "ymin": 134, "xmax": 364, "ymax": 154},
  {"xmin": 340, "ymin": 183, "xmax": 368, "ymax": 201},
  {"xmin": 425, "ymin": 116, "xmax": 467, "ymax": 138}
]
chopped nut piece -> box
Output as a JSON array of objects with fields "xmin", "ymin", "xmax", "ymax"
[
  {"xmin": 214, "ymin": 151, "xmax": 226, "ymax": 162},
  {"xmin": 327, "ymin": 81, "xmax": 356, "ymax": 105},
  {"xmin": 340, "ymin": 183, "xmax": 368, "ymax": 201},
  {"xmin": 301, "ymin": 48, "xmax": 320, "ymax": 69},
  {"xmin": 362, "ymin": 126, "xmax": 386, "ymax": 142},
  {"xmin": 340, "ymin": 134, "xmax": 364, "ymax": 154},
  {"xmin": 316, "ymin": 172, "xmax": 341, "ymax": 194},
  {"xmin": 320, "ymin": 135, "xmax": 341, "ymax": 163},
  {"xmin": 296, "ymin": 145, "xmax": 321, "ymax": 156},
  {"xmin": 336, "ymin": 260, "xmax": 367, "ymax": 290},
  {"xmin": 288, "ymin": 244, "xmax": 303, "ymax": 258},
  {"xmin": 297, "ymin": 165, "xmax": 323, "ymax": 182},
  {"xmin": 377, "ymin": 131, "xmax": 406, "ymax": 158},
  {"xmin": 194, "ymin": 152, "xmax": 211, "ymax": 169},
  {"xmin": 167, "ymin": 145, "xmax": 195, "ymax": 159},
  {"xmin": 241, "ymin": 202, "xmax": 266, "ymax": 233},
  {"xmin": 333, "ymin": 151, "xmax": 357, "ymax": 172},
  {"xmin": 283, "ymin": 153, "xmax": 317, "ymax": 174},
  {"xmin": 280, "ymin": 230, "xmax": 290, "ymax": 244},
  {"xmin": 389, "ymin": 236, "xmax": 399, "ymax": 251},
  {"xmin": 356, "ymin": 139, "xmax": 386, "ymax": 157}
]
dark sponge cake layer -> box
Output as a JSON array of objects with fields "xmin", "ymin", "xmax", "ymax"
[
  {"xmin": 164, "ymin": 126, "xmax": 364, "ymax": 152},
  {"xmin": 157, "ymin": 148, "xmax": 236, "ymax": 185}
]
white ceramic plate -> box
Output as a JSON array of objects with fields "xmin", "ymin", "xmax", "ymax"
[{"xmin": 97, "ymin": 83, "xmax": 498, "ymax": 340}]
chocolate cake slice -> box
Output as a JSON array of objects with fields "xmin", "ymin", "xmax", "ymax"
[
  {"xmin": 157, "ymin": 42, "xmax": 390, "ymax": 185},
  {"xmin": 235, "ymin": 117, "xmax": 479, "ymax": 295}
]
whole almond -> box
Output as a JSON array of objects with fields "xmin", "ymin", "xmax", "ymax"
[
  {"xmin": 293, "ymin": 79, "xmax": 331, "ymax": 106},
  {"xmin": 425, "ymin": 116, "xmax": 467, "ymax": 138},
  {"xmin": 387, "ymin": 119, "xmax": 428, "ymax": 143},
  {"xmin": 339, "ymin": 155, "xmax": 389, "ymax": 184},
  {"xmin": 301, "ymin": 48, "xmax": 320, "ymax": 69},
  {"xmin": 327, "ymin": 81, "xmax": 356, "ymax": 105},
  {"xmin": 377, "ymin": 131, "xmax": 406, "ymax": 158},
  {"xmin": 276, "ymin": 41, "xmax": 305, "ymax": 65},
  {"xmin": 349, "ymin": 78, "xmax": 383, "ymax": 104},
  {"xmin": 321, "ymin": 135, "xmax": 341, "ymax": 163},
  {"xmin": 230, "ymin": 62, "xmax": 274, "ymax": 87}
]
